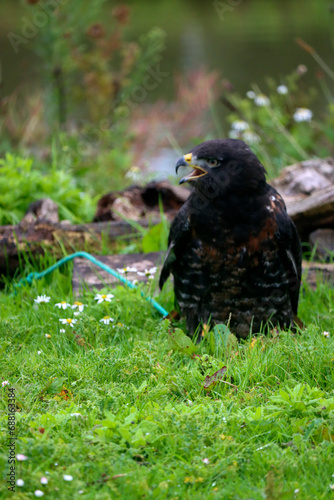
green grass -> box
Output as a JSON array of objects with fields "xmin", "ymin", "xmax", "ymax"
[{"xmin": 0, "ymin": 261, "xmax": 334, "ymax": 499}]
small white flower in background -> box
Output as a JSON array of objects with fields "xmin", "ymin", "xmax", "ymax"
[
  {"xmin": 277, "ymin": 84, "xmax": 288, "ymax": 95},
  {"xmin": 40, "ymin": 477, "xmax": 48, "ymax": 485},
  {"xmin": 112, "ymin": 322, "xmax": 129, "ymax": 329},
  {"xmin": 330, "ymin": 484, "xmax": 334, "ymax": 490},
  {"xmin": 246, "ymin": 90, "xmax": 256, "ymax": 99},
  {"xmin": 37, "ymin": 350, "xmax": 42, "ymax": 355},
  {"xmin": 63, "ymin": 475, "xmax": 73, "ymax": 481},
  {"xmin": 254, "ymin": 94, "xmax": 270, "ymax": 107},
  {"xmin": 2, "ymin": 380, "xmax": 9, "ymax": 387},
  {"xmin": 45, "ymin": 334, "xmax": 51, "ymax": 339},
  {"xmin": 71, "ymin": 301, "xmax": 86, "ymax": 312},
  {"xmin": 228, "ymin": 130, "xmax": 239, "ymax": 139},
  {"xmin": 94, "ymin": 293, "xmax": 114, "ymax": 304},
  {"xmin": 117, "ymin": 266, "xmax": 138, "ymax": 274},
  {"xmin": 60, "ymin": 329, "xmax": 66, "ymax": 333},
  {"xmin": 125, "ymin": 165, "xmax": 142, "ymax": 182},
  {"xmin": 71, "ymin": 413, "xmax": 82, "ymax": 418},
  {"xmin": 34, "ymin": 295, "xmax": 51, "ymax": 304},
  {"xmin": 74, "ymin": 312, "xmax": 80, "ymax": 316},
  {"xmin": 78, "ymin": 491, "xmax": 84, "ymax": 495},
  {"xmin": 100, "ymin": 316, "xmax": 114, "ymax": 325},
  {"xmin": 297, "ymin": 64, "xmax": 307, "ymax": 75},
  {"xmin": 59, "ymin": 318, "xmax": 78, "ymax": 328},
  {"xmin": 16, "ymin": 454, "xmax": 28, "ymax": 461},
  {"xmin": 55, "ymin": 301, "xmax": 71, "ymax": 310},
  {"xmin": 242, "ymin": 131, "xmax": 261, "ymax": 144},
  {"xmin": 16, "ymin": 479, "xmax": 24, "ymax": 486},
  {"xmin": 231, "ymin": 120, "xmax": 249, "ymax": 132},
  {"xmin": 293, "ymin": 107, "xmax": 313, "ymax": 122},
  {"xmin": 34, "ymin": 491, "xmax": 44, "ymax": 497},
  {"xmin": 137, "ymin": 267, "xmax": 157, "ymax": 279},
  {"xmin": 132, "ymin": 279, "xmax": 139, "ymax": 285},
  {"xmin": 322, "ymin": 331, "xmax": 330, "ymax": 338},
  {"xmin": 294, "ymin": 489, "xmax": 300, "ymax": 494},
  {"xmin": 202, "ymin": 458, "xmax": 210, "ymax": 464}
]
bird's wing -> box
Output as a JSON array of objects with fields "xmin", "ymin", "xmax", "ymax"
[
  {"xmin": 272, "ymin": 189, "xmax": 302, "ymax": 314},
  {"xmin": 159, "ymin": 204, "xmax": 191, "ymax": 289},
  {"xmin": 285, "ymin": 219, "xmax": 302, "ymax": 314}
]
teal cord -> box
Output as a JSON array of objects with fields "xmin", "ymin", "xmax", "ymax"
[{"xmin": 13, "ymin": 251, "xmax": 169, "ymax": 317}]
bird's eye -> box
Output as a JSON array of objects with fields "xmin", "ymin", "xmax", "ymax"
[{"xmin": 207, "ymin": 159, "xmax": 218, "ymax": 167}]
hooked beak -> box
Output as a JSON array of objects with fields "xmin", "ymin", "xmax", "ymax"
[{"xmin": 175, "ymin": 153, "xmax": 208, "ymax": 184}]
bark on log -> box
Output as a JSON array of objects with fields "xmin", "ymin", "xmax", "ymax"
[
  {"xmin": 286, "ymin": 185, "xmax": 334, "ymax": 240},
  {"xmin": 0, "ymin": 220, "xmax": 156, "ymax": 277}
]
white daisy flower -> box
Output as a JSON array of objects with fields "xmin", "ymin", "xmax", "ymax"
[
  {"xmin": 16, "ymin": 454, "xmax": 28, "ymax": 461},
  {"xmin": 45, "ymin": 334, "xmax": 51, "ymax": 339},
  {"xmin": 112, "ymin": 322, "xmax": 129, "ymax": 329},
  {"xmin": 55, "ymin": 301, "xmax": 71, "ymax": 310},
  {"xmin": 2, "ymin": 380, "xmax": 9, "ymax": 387},
  {"xmin": 132, "ymin": 279, "xmax": 139, "ymax": 285},
  {"xmin": 63, "ymin": 475, "xmax": 73, "ymax": 481},
  {"xmin": 40, "ymin": 477, "xmax": 48, "ymax": 485},
  {"xmin": 254, "ymin": 94, "xmax": 270, "ymax": 106},
  {"xmin": 100, "ymin": 316, "xmax": 114, "ymax": 325},
  {"xmin": 71, "ymin": 301, "xmax": 86, "ymax": 312},
  {"xmin": 117, "ymin": 266, "xmax": 138, "ymax": 274},
  {"xmin": 74, "ymin": 312, "xmax": 80, "ymax": 316},
  {"xmin": 94, "ymin": 293, "xmax": 114, "ymax": 304},
  {"xmin": 231, "ymin": 120, "xmax": 249, "ymax": 132},
  {"xmin": 16, "ymin": 479, "xmax": 24, "ymax": 486},
  {"xmin": 246, "ymin": 90, "xmax": 256, "ymax": 99},
  {"xmin": 277, "ymin": 84, "xmax": 288, "ymax": 95},
  {"xmin": 125, "ymin": 166, "xmax": 142, "ymax": 182},
  {"xmin": 60, "ymin": 329, "xmax": 65, "ymax": 333},
  {"xmin": 37, "ymin": 350, "xmax": 42, "ymax": 355},
  {"xmin": 322, "ymin": 331, "xmax": 330, "ymax": 338},
  {"xmin": 34, "ymin": 491, "xmax": 44, "ymax": 497},
  {"xmin": 34, "ymin": 295, "xmax": 50, "ymax": 304},
  {"xmin": 293, "ymin": 107, "xmax": 313, "ymax": 122},
  {"xmin": 228, "ymin": 130, "xmax": 240, "ymax": 139},
  {"xmin": 59, "ymin": 318, "xmax": 78, "ymax": 328},
  {"xmin": 137, "ymin": 267, "xmax": 157, "ymax": 279},
  {"xmin": 242, "ymin": 131, "xmax": 261, "ymax": 144}
]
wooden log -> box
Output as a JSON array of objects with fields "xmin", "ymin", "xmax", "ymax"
[
  {"xmin": 0, "ymin": 219, "xmax": 157, "ymax": 277},
  {"xmin": 285, "ymin": 185, "xmax": 334, "ymax": 240},
  {"xmin": 72, "ymin": 252, "xmax": 164, "ymax": 295},
  {"xmin": 71, "ymin": 253, "xmax": 334, "ymax": 295},
  {"xmin": 301, "ymin": 260, "xmax": 334, "ymax": 290}
]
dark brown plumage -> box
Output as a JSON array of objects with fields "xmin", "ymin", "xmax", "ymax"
[{"xmin": 159, "ymin": 139, "xmax": 302, "ymax": 339}]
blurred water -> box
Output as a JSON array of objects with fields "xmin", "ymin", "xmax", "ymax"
[{"xmin": 0, "ymin": 0, "xmax": 332, "ymax": 104}]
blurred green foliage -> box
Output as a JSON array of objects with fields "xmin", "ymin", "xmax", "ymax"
[{"xmin": 0, "ymin": 154, "xmax": 96, "ymax": 224}]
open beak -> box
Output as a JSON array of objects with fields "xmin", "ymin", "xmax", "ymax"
[{"xmin": 175, "ymin": 153, "xmax": 208, "ymax": 185}]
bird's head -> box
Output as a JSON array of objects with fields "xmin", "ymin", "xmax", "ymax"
[{"xmin": 176, "ymin": 139, "xmax": 266, "ymax": 195}]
